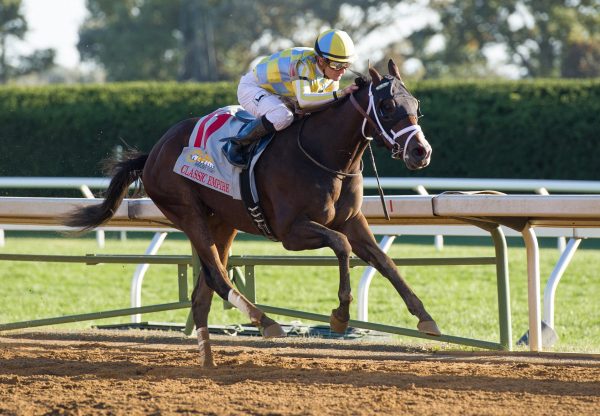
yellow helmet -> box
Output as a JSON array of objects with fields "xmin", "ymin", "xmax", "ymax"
[{"xmin": 314, "ymin": 29, "xmax": 356, "ymax": 63}]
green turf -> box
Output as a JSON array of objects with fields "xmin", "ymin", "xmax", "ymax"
[{"xmin": 1, "ymin": 233, "xmax": 599, "ymax": 353}]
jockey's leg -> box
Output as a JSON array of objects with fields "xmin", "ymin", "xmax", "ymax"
[
  {"xmin": 237, "ymin": 75, "xmax": 294, "ymax": 136},
  {"xmin": 231, "ymin": 115, "xmax": 275, "ymax": 145},
  {"xmin": 224, "ymin": 90, "xmax": 295, "ymax": 167},
  {"xmin": 233, "ymin": 95, "xmax": 294, "ymax": 145}
]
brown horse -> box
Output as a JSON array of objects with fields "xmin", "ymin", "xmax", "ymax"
[{"xmin": 66, "ymin": 60, "xmax": 439, "ymax": 367}]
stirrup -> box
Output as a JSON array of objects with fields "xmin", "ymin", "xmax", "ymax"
[{"xmin": 222, "ymin": 140, "xmax": 256, "ymax": 169}]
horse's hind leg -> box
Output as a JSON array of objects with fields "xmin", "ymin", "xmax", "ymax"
[
  {"xmin": 192, "ymin": 216, "xmax": 237, "ymax": 367},
  {"xmin": 152, "ymin": 199, "xmax": 285, "ymax": 364},
  {"xmin": 188, "ymin": 220, "xmax": 285, "ymax": 341},
  {"xmin": 192, "ymin": 276, "xmax": 216, "ymax": 367}
]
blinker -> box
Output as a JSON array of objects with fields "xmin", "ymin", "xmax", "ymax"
[{"xmin": 373, "ymin": 76, "xmax": 421, "ymax": 121}]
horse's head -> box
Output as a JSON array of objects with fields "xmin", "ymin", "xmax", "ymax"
[{"xmin": 355, "ymin": 59, "xmax": 432, "ymax": 170}]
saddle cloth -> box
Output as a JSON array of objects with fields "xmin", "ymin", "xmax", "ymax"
[{"xmin": 173, "ymin": 105, "xmax": 269, "ymax": 200}]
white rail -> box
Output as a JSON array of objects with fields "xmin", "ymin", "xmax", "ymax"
[
  {"xmin": 3, "ymin": 176, "xmax": 600, "ymax": 193},
  {"xmin": 0, "ymin": 177, "xmax": 111, "ymax": 189},
  {"xmin": 3, "ymin": 176, "xmax": 600, "ymax": 248},
  {"xmin": 0, "ymin": 177, "xmax": 112, "ymax": 247},
  {"xmin": 363, "ymin": 177, "xmax": 600, "ymax": 193}
]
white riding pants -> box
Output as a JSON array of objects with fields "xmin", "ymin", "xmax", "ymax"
[{"xmin": 237, "ymin": 71, "xmax": 295, "ymax": 131}]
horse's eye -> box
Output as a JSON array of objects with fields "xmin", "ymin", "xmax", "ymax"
[{"xmin": 379, "ymin": 99, "xmax": 396, "ymax": 117}]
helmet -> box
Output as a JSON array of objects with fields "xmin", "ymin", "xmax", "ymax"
[{"xmin": 314, "ymin": 29, "xmax": 355, "ymax": 63}]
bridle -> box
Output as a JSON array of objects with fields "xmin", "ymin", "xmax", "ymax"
[
  {"xmin": 296, "ymin": 77, "xmax": 424, "ymax": 179},
  {"xmin": 296, "ymin": 73, "xmax": 426, "ymax": 220},
  {"xmin": 349, "ymin": 81, "xmax": 422, "ymax": 162}
]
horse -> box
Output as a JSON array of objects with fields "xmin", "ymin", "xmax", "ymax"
[{"xmin": 65, "ymin": 59, "xmax": 439, "ymax": 367}]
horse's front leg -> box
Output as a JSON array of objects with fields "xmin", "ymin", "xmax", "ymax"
[
  {"xmin": 281, "ymin": 220, "xmax": 354, "ymax": 333},
  {"xmin": 341, "ymin": 214, "xmax": 441, "ymax": 336}
]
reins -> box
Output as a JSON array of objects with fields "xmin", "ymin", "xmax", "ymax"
[{"xmin": 296, "ymin": 117, "xmax": 362, "ymax": 178}]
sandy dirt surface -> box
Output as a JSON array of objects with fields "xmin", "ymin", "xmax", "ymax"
[{"xmin": 1, "ymin": 330, "xmax": 599, "ymax": 416}]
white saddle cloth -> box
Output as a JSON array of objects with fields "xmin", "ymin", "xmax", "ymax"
[{"xmin": 173, "ymin": 105, "xmax": 246, "ymax": 199}]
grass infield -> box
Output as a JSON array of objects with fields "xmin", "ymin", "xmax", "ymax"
[{"xmin": 1, "ymin": 233, "xmax": 598, "ymax": 353}]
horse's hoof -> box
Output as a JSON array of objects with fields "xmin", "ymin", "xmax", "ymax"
[
  {"xmin": 330, "ymin": 310, "xmax": 349, "ymax": 334},
  {"xmin": 199, "ymin": 355, "xmax": 216, "ymax": 368},
  {"xmin": 197, "ymin": 328, "xmax": 216, "ymax": 367},
  {"xmin": 418, "ymin": 320, "xmax": 441, "ymax": 336},
  {"xmin": 262, "ymin": 322, "xmax": 286, "ymax": 338},
  {"xmin": 198, "ymin": 342, "xmax": 216, "ymax": 367}
]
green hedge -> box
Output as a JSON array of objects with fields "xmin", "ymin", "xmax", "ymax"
[
  {"xmin": 392, "ymin": 79, "xmax": 600, "ymax": 180},
  {"xmin": 1, "ymin": 80, "xmax": 599, "ymax": 179},
  {"xmin": 0, "ymin": 82, "xmax": 237, "ymax": 177}
]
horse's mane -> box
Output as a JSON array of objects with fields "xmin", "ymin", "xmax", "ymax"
[
  {"xmin": 354, "ymin": 74, "xmax": 371, "ymax": 89},
  {"xmin": 326, "ymin": 74, "xmax": 372, "ymax": 110}
]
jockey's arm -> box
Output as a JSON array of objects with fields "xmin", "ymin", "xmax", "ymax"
[
  {"xmin": 293, "ymin": 78, "xmax": 338, "ymax": 109},
  {"xmin": 292, "ymin": 62, "xmax": 356, "ymax": 109}
]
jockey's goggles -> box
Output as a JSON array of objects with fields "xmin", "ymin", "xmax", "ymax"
[{"xmin": 325, "ymin": 59, "xmax": 350, "ymax": 71}]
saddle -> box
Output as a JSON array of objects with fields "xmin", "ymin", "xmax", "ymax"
[{"xmin": 173, "ymin": 106, "xmax": 278, "ymax": 240}]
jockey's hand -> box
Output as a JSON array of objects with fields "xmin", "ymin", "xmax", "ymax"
[{"xmin": 342, "ymin": 84, "xmax": 359, "ymax": 96}]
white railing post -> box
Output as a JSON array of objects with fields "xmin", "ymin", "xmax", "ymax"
[
  {"xmin": 79, "ymin": 184, "xmax": 105, "ymax": 248},
  {"xmin": 357, "ymin": 235, "xmax": 396, "ymax": 321},
  {"xmin": 522, "ymin": 225, "xmax": 542, "ymax": 352},
  {"xmin": 543, "ymin": 238, "xmax": 582, "ymax": 328},
  {"xmin": 131, "ymin": 232, "xmax": 169, "ymax": 323}
]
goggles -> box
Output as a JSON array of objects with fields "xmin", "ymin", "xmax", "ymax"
[{"xmin": 325, "ymin": 59, "xmax": 350, "ymax": 71}]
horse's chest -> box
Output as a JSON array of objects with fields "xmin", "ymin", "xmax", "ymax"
[{"xmin": 308, "ymin": 189, "xmax": 358, "ymax": 226}]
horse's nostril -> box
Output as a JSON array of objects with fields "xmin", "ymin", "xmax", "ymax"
[{"xmin": 412, "ymin": 147, "xmax": 426, "ymax": 159}]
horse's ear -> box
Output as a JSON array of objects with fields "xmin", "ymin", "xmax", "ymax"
[
  {"xmin": 388, "ymin": 59, "xmax": 403, "ymax": 82},
  {"xmin": 369, "ymin": 66, "xmax": 383, "ymax": 85}
]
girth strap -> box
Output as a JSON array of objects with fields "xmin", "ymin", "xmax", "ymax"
[{"xmin": 240, "ymin": 168, "xmax": 278, "ymax": 241}]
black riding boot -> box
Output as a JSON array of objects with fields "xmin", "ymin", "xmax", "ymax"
[
  {"xmin": 234, "ymin": 115, "xmax": 275, "ymax": 145},
  {"xmin": 222, "ymin": 115, "xmax": 275, "ymax": 168}
]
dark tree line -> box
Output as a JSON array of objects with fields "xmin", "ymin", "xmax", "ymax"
[
  {"xmin": 77, "ymin": 0, "xmax": 599, "ymax": 81},
  {"xmin": 0, "ymin": 0, "xmax": 55, "ymax": 84},
  {"xmin": 407, "ymin": 0, "xmax": 600, "ymax": 78},
  {"xmin": 1, "ymin": 0, "xmax": 598, "ymax": 83}
]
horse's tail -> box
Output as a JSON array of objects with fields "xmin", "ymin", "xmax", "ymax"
[{"xmin": 64, "ymin": 151, "xmax": 148, "ymax": 231}]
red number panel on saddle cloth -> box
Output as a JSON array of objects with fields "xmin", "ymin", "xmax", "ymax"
[{"xmin": 172, "ymin": 105, "xmax": 245, "ymax": 199}]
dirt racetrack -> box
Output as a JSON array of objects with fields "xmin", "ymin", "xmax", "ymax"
[{"xmin": 1, "ymin": 330, "xmax": 599, "ymax": 416}]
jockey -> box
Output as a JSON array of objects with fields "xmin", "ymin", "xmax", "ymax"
[{"xmin": 233, "ymin": 29, "xmax": 359, "ymax": 145}]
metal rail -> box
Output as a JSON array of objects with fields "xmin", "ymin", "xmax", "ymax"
[{"xmin": 0, "ymin": 249, "xmax": 510, "ymax": 351}]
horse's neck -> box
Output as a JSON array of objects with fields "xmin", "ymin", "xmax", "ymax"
[{"xmin": 302, "ymin": 96, "xmax": 368, "ymax": 174}]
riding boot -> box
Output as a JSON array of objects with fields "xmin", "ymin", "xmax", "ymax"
[
  {"xmin": 222, "ymin": 115, "xmax": 275, "ymax": 168},
  {"xmin": 233, "ymin": 115, "xmax": 275, "ymax": 145}
]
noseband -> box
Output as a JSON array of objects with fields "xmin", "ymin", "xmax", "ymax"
[{"xmin": 349, "ymin": 83, "xmax": 422, "ymax": 161}]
